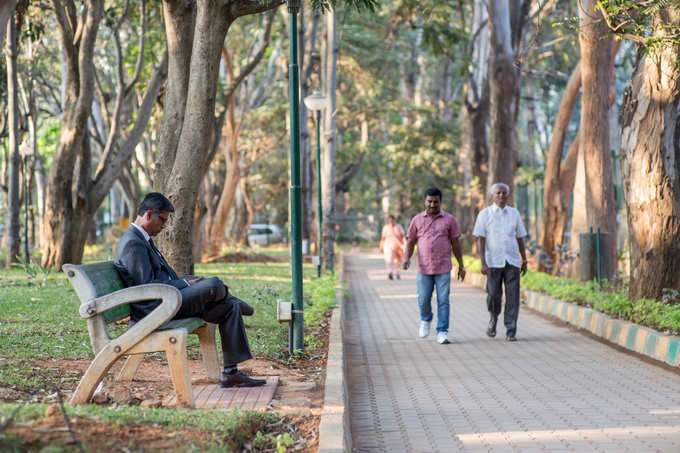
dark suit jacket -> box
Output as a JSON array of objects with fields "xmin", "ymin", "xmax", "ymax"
[{"xmin": 114, "ymin": 225, "xmax": 189, "ymax": 321}]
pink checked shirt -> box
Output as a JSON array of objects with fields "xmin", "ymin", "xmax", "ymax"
[{"xmin": 407, "ymin": 210, "xmax": 461, "ymax": 275}]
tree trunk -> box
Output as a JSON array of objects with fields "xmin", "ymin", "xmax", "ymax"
[
  {"xmin": 321, "ymin": 9, "xmax": 338, "ymax": 272},
  {"xmin": 208, "ymin": 96, "xmax": 240, "ymax": 251},
  {"xmin": 578, "ymin": 0, "xmax": 616, "ymax": 278},
  {"xmin": 0, "ymin": 0, "xmax": 18, "ymax": 51},
  {"xmin": 6, "ymin": 12, "xmax": 21, "ymax": 266},
  {"xmin": 155, "ymin": 0, "xmax": 195, "ymax": 191},
  {"xmin": 459, "ymin": 0, "xmax": 489, "ymax": 239},
  {"xmin": 41, "ymin": 1, "xmax": 165, "ymax": 269},
  {"xmin": 155, "ymin": 0, "xmax": 277, "ymax": 274},
  {"xmin": 620, "ymin": 7, "xmax": 680, "ymax": 300},
  {"xmin": 41, "ymin": 0, "xmax": 104, "ymax": 269},
  {"xmin": 486, "ymin": 0, "xmax": 527, "ymax": 197},
  {"xmin": 540, "ymin": 62, "xmax": 581, "ymax": 271}
]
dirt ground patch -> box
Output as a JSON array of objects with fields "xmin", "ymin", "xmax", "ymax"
[{"xmin": 2, "ymin": 312, "xmax": 332, "ymax": 452}]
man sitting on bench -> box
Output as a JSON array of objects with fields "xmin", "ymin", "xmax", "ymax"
[{"xmin": 114, "ymin": 192, "xmax": 265, "ymax": 388}]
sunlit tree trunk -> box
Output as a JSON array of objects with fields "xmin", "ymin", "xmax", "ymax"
[
  {"xmin": 577, "ymin": 0, "xmax": 616, "ymax": 278},
  {"xmin": 541, "ymin": 62, "xmax": 581, "ymax": 271},
  {"xmin": 620, "ymin": 7, "xmax": 680, "ymax": 300},
  {"xmin": 209, "ymin": 95, "xmax": 240, "ymax": 250}
]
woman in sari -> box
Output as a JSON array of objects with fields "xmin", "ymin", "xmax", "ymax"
[{"xmin": 379, "ymin": 215, "xmax": 406, "ymax": 280}]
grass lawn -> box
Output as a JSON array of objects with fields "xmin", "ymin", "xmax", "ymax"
[{"xmin": 0, "ymin": 248, "xmax": 338, "ymax": 452}]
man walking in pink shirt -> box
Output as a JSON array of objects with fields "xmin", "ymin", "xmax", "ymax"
[{"xmin": 403, "ymin": 187, "xmax": 466, "ymax": 344}]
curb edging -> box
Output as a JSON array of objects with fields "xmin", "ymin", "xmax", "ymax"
[
  {"xmin": 465, "ymin": 272, "xmax": 680, "ymax": 368},
  {"xmin": 318, "ymin": 255, "xmax": 349, "ymax": 453}
]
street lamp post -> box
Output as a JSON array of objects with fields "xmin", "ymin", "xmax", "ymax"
[
  {"xmin": 303, "ymin": 89, "xmax": 327, "ymax": 278},
  {"xmin": 287, "ymin": 0, "xmax": 304, "ymax": 353}
]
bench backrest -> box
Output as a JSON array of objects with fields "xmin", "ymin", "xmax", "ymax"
[{"xmin": 63, "ymin": 261, "xmax": 131, "ymax": 322}]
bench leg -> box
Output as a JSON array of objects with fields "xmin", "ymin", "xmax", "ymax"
[
  {"xmin": 71, "ymin": 346, "xmax": 121, "ymax": 405},
  {"xmin": 196, "ymin": 323, "xmax": 220, "ymax": 381},
  {"xmin": 117, "ymin": 354, "xmax": 145, "ymax": 381},
  {"xmin": 164, "ymin": 333, "xmax": 193, "ymax": 408}
]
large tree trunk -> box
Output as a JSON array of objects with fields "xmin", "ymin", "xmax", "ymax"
[
  {"xmin": 486, "ymin": 0, "xmax": 528, "ymax": 197},
  {"xmin": 542, "ymin": 43, "xmax": 621, "ymax": 272},
  {"xmin": 5, "ymin": 12, "xmax": 21, "ymax": 266},
  {"xmin": 321, "ymin": 9, "xmax": 338, "ymax": 273},
  {"xmin": 620, "ymin": 7, "xmax": 680, "ymax": 300},
  {"xmin": 578, "ymin": 0, "xmax": 616, "ymax": 278},
  {"xmin": 154, "ymin": 0, "xmax": 195, "ymax": 190},
  {"xmin": 155, "ymin": 0, "xmax": 277, "ymax": 274}
]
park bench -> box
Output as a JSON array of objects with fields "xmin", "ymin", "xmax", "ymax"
[{"xmin": 62, "ymin": 261, "xmax": 220, "ymax": 408}]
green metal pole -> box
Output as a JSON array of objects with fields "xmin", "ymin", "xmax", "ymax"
[
  {"xmin": 316, "ymin": 111, "xmax": 322, "ymax": 278},
  {"xmin": 288, "ymin": 5, "xmax": 304, "ymax": 353}
]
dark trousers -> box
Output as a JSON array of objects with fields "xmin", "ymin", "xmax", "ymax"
[
  {"xmin": 486, "ymin": 263, "xmax": 521, "ymax": 337},
  {"xmin": 175, "ymin": 277, "xmax": 252, "ymax": 366}
]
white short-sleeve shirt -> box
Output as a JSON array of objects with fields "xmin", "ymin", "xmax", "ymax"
[{"xmin": 472, "ymin": 203, "xmax": 527, "ymax": 268}]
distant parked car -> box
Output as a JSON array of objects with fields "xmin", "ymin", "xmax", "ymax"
[{"xmin": 248, "ymin": 224, "xmax": 284, "ymax": 245}]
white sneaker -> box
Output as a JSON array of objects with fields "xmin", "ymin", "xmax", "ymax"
[
  {"xmin": 437, "ymin": 332, "xmax": 450, "ymax": 344},
  {"xmin": 419, "ymin": 321, "xmax": 431, "ymax": 338}
]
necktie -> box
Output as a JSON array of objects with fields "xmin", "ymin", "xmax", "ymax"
[
  {"xmin": 148, "ymin": 239, "xmax": 178, "ymax": 280},
  {"xmin": 148, "ymin": 238, "xmax": 163, "ymax": 258}
]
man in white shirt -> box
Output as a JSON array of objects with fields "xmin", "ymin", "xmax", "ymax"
[{"xmin": 472, "ymin": 183, "xmax": 528, "ymax": 341}]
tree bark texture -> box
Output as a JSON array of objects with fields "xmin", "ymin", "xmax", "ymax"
[
  {"xmin": 155, "ymin": 0, "xmax": 279, "ymax": 274},
  {"xmin": 6, "ymin": 12, "xmax": 21, "ymax": 265},
  {"xmin": 486, "ymin": 0, "xmax": 528, "ymax": 198},
  {"xmin": 620, "ymin": 8, "xmax": 680, "ymax": 300},
  {"xmin": 578, "ymin": 0, "xmax": 616, "ymax": 278}
]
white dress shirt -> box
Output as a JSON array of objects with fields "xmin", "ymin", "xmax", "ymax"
[
  {"xmin": 131, "ymin": 222, "xmax": 151, "ymax": 242},
  {"xmin": 472, "ymin": 203, "xmax": 527, "ymax": 268}
]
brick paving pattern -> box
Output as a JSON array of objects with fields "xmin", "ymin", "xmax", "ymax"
[
  {"xmin": 164, "ymin": 376, "xmax": 278, "ymax": 409},
  {"xmin": 344, "ymin": 253, "xmax": 680, "ymax": 453}
]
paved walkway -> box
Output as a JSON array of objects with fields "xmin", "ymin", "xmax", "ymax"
[{"xmin": 344, "ymin": 253, "xmax": 680, "ymax": 453}]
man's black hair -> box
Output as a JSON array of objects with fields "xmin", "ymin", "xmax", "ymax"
[
  {"xmin": 137, "ymin": 192, "xmax": 175, "ymax": 216},
  {"xmin": 425, "ymin": 187, "xmax": 442, "ymax": 199}
]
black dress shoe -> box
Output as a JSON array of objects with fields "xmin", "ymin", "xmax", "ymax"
[
  {"xmin": 220, "ymin": 370, "xmax": 266, "ymax": 388},
  {"xmin": 228, "ymin": 295, "xmax": 254, "ymax": 316}
]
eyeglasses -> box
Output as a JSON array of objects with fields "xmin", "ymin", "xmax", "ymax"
[{"xmin": 153, "ymin": 212, "xmax": 169, "ymax": 224}]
